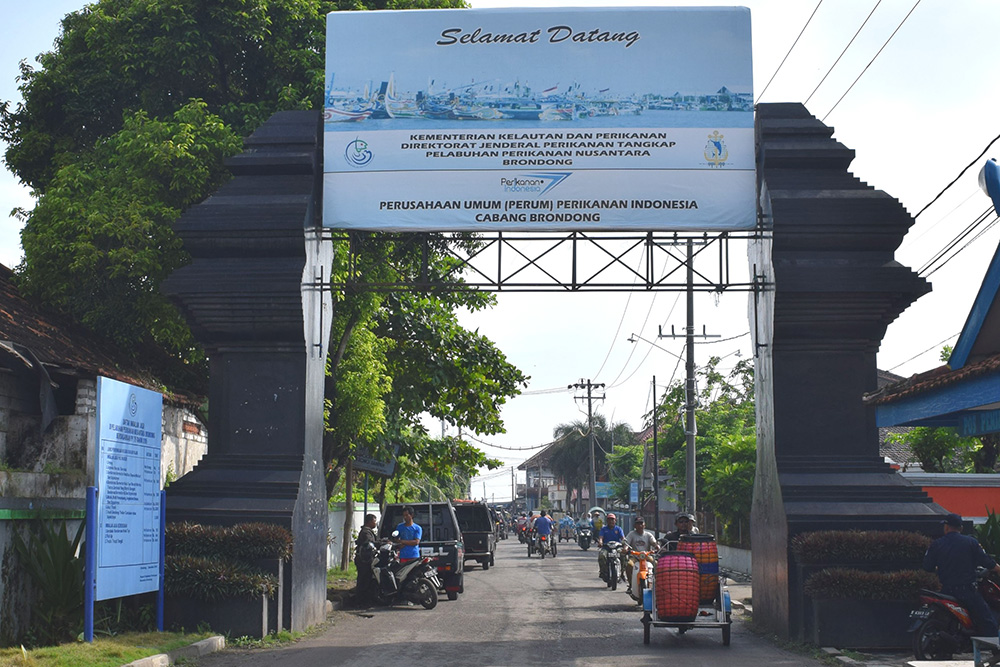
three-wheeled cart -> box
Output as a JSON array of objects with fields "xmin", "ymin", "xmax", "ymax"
[{"xmin": 640, "ymin": 535, "xmax": 733, "ymax": 646}]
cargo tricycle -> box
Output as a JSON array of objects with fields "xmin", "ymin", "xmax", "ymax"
[{"xmin": 640, "ymin": 534, "xmax": 733, "ymax": 646}]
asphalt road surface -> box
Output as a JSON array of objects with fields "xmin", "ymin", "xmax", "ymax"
[{"xmin": 196, "ymin": 536, "xmax": 827, "ymax": 667}]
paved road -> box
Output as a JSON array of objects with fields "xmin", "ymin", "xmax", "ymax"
[{"xmin": 196, "ymin": 537, "xmax": 828, "ymax": 667}]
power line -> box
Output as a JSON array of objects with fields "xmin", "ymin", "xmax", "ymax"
[
  {"xmin": 886, "ymin": 332, "xmax": 960, "ymax": 372},
  {"xmin": 924, "ymin": 214, "xmax": 1000, "ymax": 279},
  {"xmin": 804, "ymin": 0, "xmax": 883, "ymax": 106},
  {"xmin": 918, "ymin": 205, "xmax": 994, "ymax": 276},
  {"xmin": 912, "ymin": 133, "xmax": 1000, "ymax": 219},
  {"xmin": 757, "ymin": 0, "xmax": 824, "ymax": 102},
  {"xmin": 464, "ymin": 433, "xmax": 552, "ymax": 451},
  {"xmin": 822, "ymin": 0, "xmax": 922, "ymax": 122}
]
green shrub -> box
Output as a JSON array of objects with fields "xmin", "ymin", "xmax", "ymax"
[
  {"xmin": 166, "ymin": 522, "xmax": 292, "ymax": 561},
  {"xmin": 11, "ymin": 520, "xmax": 85, "ymax": 646},
  {"xmin": 804, "ymin": 568, "xmax": 939, "ymax": 600},
  {"xmin": 164, "ymin": 522, "xmax": 291, "ymax": 603},
  {"xmin": 790, "ymin": 530, "xmax": 930, "ymax": 564},
  {"xmin": 975, "ymin": 508, "xmax": 1000, "ymax": 559},
  {"xmin": 165, "ymin": 555, "xmax": 278, "ymax": 601}
]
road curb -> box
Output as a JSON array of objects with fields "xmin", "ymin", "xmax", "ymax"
[{"xmin": 123, "ymin": 635, "xmax": 225, "ymax": 667}]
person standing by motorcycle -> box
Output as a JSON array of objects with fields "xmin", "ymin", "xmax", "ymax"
[
  {"xmin": 534, "ymin": 510, "xmax": 554, "ymax": 552},
  {"xmin": 623, "ymin": 517, "xmax": 658, "ymax": 591},
  {"xmin": 597, "ymin": 513, "xmax": 626, "ymax": 581},
  {"xmin": 394, "ymin": 505, "xmax": 423, "ymax": 562},
  {"xmin": 354, "ymin": 513, "xmax": 379, "ymax": 602},
  {"xmin": 923, "ymin": 512, "xmax": 1000, "ymax": 638}
]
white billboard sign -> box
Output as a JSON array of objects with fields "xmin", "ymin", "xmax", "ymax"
[
  {"xmin": 94, "ymin": 377, "xmax": 163, "ymax": 601},
  {"xmin": 323, "ymin": 7, "xmax": 754, "ymax": 231}
]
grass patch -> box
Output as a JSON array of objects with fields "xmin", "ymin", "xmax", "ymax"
[
  {"xmin": 327, "ymin": 564, "xmax": 356, "ymax": 592},
  {"xmin": 0, "ymin": 631, "xmax": 213, "ymax": 667}
]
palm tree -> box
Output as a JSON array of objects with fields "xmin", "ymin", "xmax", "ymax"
[{"xmin": 548, "ymin": 415, "xmax": 637, "ymax": 512}]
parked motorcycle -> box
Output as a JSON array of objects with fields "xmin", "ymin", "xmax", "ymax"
[
  {"xmin": 365, "ymin": 533, "xmax": 442, "ymax": 610},
  {"xmin": 910, "ymin": 568, "xmax": 1000, "ymax": 660},
  {"xmin": 626, "ymin": 547, "xmax": 656, "ymax": 605},
  {"xmin": 601, "ymin": 541, "xmax": 624, "ymax": 590},
  {"xmin": 536, "ymin": 532, "xmax": 557, "ymax": 559},
  {"xmin": 578, "ymin": 526, "xmax": 593, "ymax": 551}
]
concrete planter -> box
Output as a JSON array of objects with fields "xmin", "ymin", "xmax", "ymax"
[
  {"xmin": 165, "ymin": 595, "xmax": 272, "ymax": 638},
  {"xmin": 810, "ymin": 598, "xmax": 912, "ymax": 649}
]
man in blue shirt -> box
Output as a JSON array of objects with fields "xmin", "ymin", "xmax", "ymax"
[
  {"xmin": 534, "ymin": 509, "xmax": 554, "ymax": 552},
  {"xmin": 395, "ymin": 505, "xmax": 423, "ymax": 562},
  {"xmin": 923, "ymin": 512, "xmax": 1000, "ymax": 637},
  {"xmin": 596, "ymin": 513, "xmax": 626, "ymax": 582}
]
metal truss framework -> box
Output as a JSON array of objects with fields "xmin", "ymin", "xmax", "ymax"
[{"xmin": 318, "ymin": 229, "xmax": 769, "ymax": 294}]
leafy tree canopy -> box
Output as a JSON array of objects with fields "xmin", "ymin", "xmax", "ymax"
[
  {"xmin": 1, "ymin": 0, "xmax": 466, "ymax": 191},
  {"xmin": 15, "ymin": 100, "xmax": 240, "ymax": 363}
]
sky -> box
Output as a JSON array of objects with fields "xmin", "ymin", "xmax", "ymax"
[{"xmin": 3, "ymin": 0, "xmax": 1000, "ymax": 504}]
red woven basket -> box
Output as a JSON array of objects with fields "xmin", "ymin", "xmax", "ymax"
[
  {"xmin": 654, "ymin": 553, "xmax": 700, "ymax": 620},
  {"xmin": 677, "ymin": 534, "xmax": 720, "ymax": 603}
]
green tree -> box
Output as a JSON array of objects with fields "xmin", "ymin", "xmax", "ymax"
[
  {"xmin": 1, "ymin": 0, "xmax": 465, "ymax": 192},
  {"xmin": 648, "ymin": 356, "xmax": 755, "ymax": 540},
  {"xmin": 547, "ymin": 415, "xmax": 636, "ymax": 512},
  {"xmin": 3, "ymin": 0, "xmax": 523, "ymax": 501},
  {"xmin": 887, "ymin": 426, "xmax": 981, "ymax": 473},
  {"xmin": 15, "ymin": 100, "xmax": 240, "ymax": 365}
]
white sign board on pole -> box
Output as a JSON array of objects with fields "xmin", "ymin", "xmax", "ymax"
[
  {"xmin": 323, "ymin": 7, "xmax": 754, "ymax": 231},
  {"xmin": 94, "ymin": 376, "xmax": 163, "ymax": 601}
]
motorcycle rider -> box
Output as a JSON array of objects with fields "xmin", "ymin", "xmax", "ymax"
[
  {"xmin": 534, "ymin": 509, "xmax": 554, "ymax": 552},
  {"xmin": 663, "ymin": 512, "xmax": 698, "ymax": 543},
  {"xmin": 623, "ymin": 516, "xmax": 659, "ymax": 592},
  {"xmin": 923, "ymin": 512, "xmax": 1000, "ymax": 638},
  {"xmin": 596, "ymin": 513, "xmax": 626, "ymax": 581}
]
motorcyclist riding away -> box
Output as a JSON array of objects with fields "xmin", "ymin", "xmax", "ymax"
[
  {"xmin": 597, "ymin": 513, "xmax": 626, "ymax": 581},
  {"xmin": 534, "ymin": 510, "xmax": 553, "ymax": 550}
]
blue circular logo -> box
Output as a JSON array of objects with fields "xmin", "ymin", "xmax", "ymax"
[{"xmin": 345, "ymin": 139, "xmax": 373, "ymax": 168}]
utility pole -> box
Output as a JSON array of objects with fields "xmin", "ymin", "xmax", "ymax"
[
  {"xmin": 652, "ymin": 376, "xmax": 660, "ymax": 534},
  {"xmin": 569, "ymin": 379, "xmax": 605, "ymax": 512},
  {"xmin": 659, "ymin": 239, "xmax": 718, "ymax": 516},
  {"xmin": 511, "ymin": 467, "xmax": 515, "ymax": 506}
]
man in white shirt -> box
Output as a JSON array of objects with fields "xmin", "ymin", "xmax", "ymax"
[{"xmin": 623, "ymin": 517, "xmax": 659, "ymax": 592}]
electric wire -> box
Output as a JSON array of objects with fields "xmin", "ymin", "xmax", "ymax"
[
  {"xmin": 924, "ymin": 214, "xmax": 1000, "ymax": 279},
  {"xmin": 900, "ymin": 188, "xmax": 979, "ymax": 251},
  {"xmin": 590, "ymin": 253, "xmax": 648, "ymax": 380},
  {"xmin": 804, "ymin": 0, "xmax": 883, "ymax": 106},
  {"xmin": 821, "ymin": 0, "xmax": 922, "ymax": 122},
  {"xmin": 886, "ymin": 332, "xmax": 961, "ymax": 372},
  {"xmin": 917, "ymin": 205, "xmax": 993, "ymax": 276},
  {"xmin": 757, "ymin": 0, "xmax": 824, "ymax": 102},
  {"xmin": 912, "ymin": 133, "xmax": 1000, "ymax": 220}
]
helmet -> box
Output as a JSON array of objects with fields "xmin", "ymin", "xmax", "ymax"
[{"xmin": 676, "ymin": 512, "xmax": 694, "ymax": 522}]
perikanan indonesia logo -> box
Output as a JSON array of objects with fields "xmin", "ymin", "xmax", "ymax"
[
  {"xmin": 704, "ymin": 130, "xmax": 729, "ymax": 168},
  {"xmin": 345, "ymin": 138, "xmax": 373, "ymax": 167},
  {"xmin": 501, "ymin": 172, "xmax": 571, "ymax": 195},
  {"xmin": 128, "ymin": 392, "xmax": 138, "ymax": 416}
]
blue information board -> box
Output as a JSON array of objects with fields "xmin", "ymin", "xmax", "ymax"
[{"xmin": 94, "ymin": 377, "xmax": 163, "ymax": 601}]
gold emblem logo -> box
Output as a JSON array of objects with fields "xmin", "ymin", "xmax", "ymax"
[{"xmin": 704, "ymin": 130, "xmax": 729, "ymax": 167}]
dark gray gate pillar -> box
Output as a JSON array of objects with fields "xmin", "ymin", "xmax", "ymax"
[
  {"xmin": 161, "ymin": 111, "xmax": 332, "ymax": 632},
  {"xmin": 751, "ymin": 103, "xmax": 945, "ymax": 639}
]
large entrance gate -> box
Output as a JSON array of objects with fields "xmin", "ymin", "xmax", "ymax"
[{"xmin": 161, "ymin": 103, "xmax": 949, "ymax": 639}]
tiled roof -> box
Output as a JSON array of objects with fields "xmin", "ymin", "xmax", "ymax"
[
  {"xmin": 864, "ymin": 354, "xmax": 1000, "ymax": 406},
  {"xmin": 0, "ymin": 264, "xmax": 187, "ymax": 398}
]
